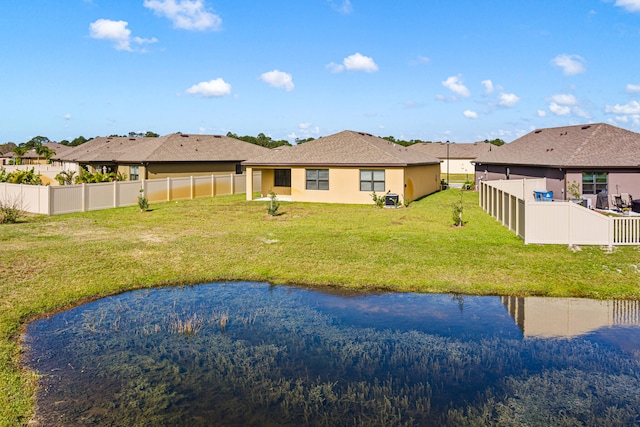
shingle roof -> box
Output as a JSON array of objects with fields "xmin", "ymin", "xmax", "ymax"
[
  {"xmin": 474, "ymin": 123, "xmax": 640, "ymax": 168},
  {"xmin": 55, "ymin": 134, "xmax": 272, "ymax": 163},
  {"xmin": 242, "ymin": 130, "xmax": 440, "ymax": 167},
  {"xmin": 408, "ymin": 141, "xmax": 494, "ymax": 159}
]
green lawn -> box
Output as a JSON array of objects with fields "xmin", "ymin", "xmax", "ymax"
[{"xmin": 1, "ymin": 189, "xmax": 639, "ymax": 425}]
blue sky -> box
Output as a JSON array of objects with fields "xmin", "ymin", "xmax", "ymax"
[{"xmin": 1, "ymin": 0, "xmax": 640, "ymax": 144}]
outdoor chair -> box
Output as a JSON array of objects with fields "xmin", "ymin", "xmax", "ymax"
[
  {"xmin": 609, "ymin": 194, "xmax": 623, "ymax": 210},
  {"xmin": 621, "ymin": 193, "xmax": 632, "ymax": 209}
]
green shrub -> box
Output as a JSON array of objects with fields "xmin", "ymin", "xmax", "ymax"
[
  {"xmin": 138, "ymin": 188, "xmax": 149, "ymax": 212},
  {"xmin": 267, "ymin": 190, "xmax": 280, "ymax": 216}
]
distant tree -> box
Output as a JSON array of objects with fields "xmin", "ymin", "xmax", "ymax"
[
  {"xmin": 69, "ymin": 136, "xmax": 89, "ymax": 146},
  {"xmin": 35, "ymin": 143, "xmax": 54, "ymax": 161},
  {"xmin": 295, "ymin": 137, "xmax": 315, "ymax": 145},
  {"xmin": 0, "ymin": 142, "xmax": 17, "ymax": 154},
  {"xmin": 144, "ymin": 131, "xmax": 160, "ymax": 138},
  {"xmin": 382, "ymin": 136, "xmax": 430, "ymax": 147},
  {"xmin": 484, "ymin": 138, "xmax": 506, "ymax": 146},
  {"xmin": 26, "ymin": 136, "xmax": 50, "ymax": 148},
  {"xmin": 226, "ymin": 132, "xmax": 291, "ymax": 148},
  {"xmin": 12, "ymin": 145, "xmax": 28, "ymax": 156}
]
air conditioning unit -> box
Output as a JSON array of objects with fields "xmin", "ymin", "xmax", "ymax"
[{"xmin": 385, "ymin": 193, "xmax": 399, "ymax": 207}]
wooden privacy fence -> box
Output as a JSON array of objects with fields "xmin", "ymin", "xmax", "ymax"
[
  {"xmin": 479, "ymin": 179, "xmax": 640, "ymax": 247},
  {"xmin": 1, "ymin": 173, "xmax": 260, "ymax": 215}
]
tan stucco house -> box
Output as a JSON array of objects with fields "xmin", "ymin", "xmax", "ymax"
[
  {"xmin": 54, "ymin": 133, "xmax": 272, "ymax": 181},
  {"xmin": 242, "ymin": 130, "xmax": 441, "ymax": 204},
  {"xmin": 474, "ymin": 123, "xmax": 640, "ymax": 205}
]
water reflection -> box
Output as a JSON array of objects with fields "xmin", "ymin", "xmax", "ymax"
[
  {"xmin": 22, "ymin": 282, "xmax": 640, "ymax": 426},
  {"xmin": 502, "ymin": 296, "xmax": 640, "ymax": 338}
]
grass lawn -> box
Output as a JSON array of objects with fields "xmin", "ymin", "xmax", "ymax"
[{"xmin": 1, "ymin": 189, "xmax": 639, "ymax": 425}]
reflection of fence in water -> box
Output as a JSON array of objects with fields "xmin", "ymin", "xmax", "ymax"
[
  {"xmin": 501, "ymin": 296, "xmax": 640, "ymax": 338},
  {"xmin": 613, "ymin": 300, "xmax": 640, "ymax": 325}
]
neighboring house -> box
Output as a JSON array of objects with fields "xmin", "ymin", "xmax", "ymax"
[
  {"xmin": 20, "ymin": 142, "xmax": 73, "ymax": 166},
  {"xmin": 473, "ymin": 123, "xmax": 640, "ymax": 204},
  {"xmin": 54, "ymin": 133, "xmax": 272, "ymax": 181},
  {"xmin": 242, "ymin": 130, "xmax": 442, "ymax": 204},
  {"xmin": 0, "ymin": 149, "xmax": 15, "ymax": 166},
  {"xmin": 408, "ymin": 141, "xmax": 494, "ymax": 177}
]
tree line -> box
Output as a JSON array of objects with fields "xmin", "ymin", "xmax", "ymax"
[{"xmin": 1, "ymin": 132, "xmax": 507, "ymax": 156}]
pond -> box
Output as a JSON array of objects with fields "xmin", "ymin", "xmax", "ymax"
[{"xmin": 23, "ymin": 282, "xmax": 640, "ymax": 426}]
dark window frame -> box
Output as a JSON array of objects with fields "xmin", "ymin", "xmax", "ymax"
[
  {"xmin": 306, "ymin": 169, "xmax": 329, "ymax": 190},
  {"xmin": 359, "ymin": 169, "xmax": 385, "ymax": 192},
  {"xmin": 581, "ymin": 172, "xmax": 608, "ymax": 195},
  {"xmin": 129, "ymin": 165, "xmax": 139, "ymax": 181},
  {"xmin": 274, "ymin": 169, "xmax": 291, "ymax": 187}
]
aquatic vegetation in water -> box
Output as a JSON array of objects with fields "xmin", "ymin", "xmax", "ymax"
[{"xmin": 23, "ymin": 282, "xmax": 640, "ymax": 426}]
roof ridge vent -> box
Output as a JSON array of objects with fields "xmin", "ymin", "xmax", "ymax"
[
  {"xmin": 534, "ymin": 130, "xmax": 542, "ymax": 134},
  {"xmin": 581, "ymin": 125, "xmax": 591, "ymax": 130},
  {"xmin": 181, "ymin": 134, "xmax": 189, "ymax": 137}
]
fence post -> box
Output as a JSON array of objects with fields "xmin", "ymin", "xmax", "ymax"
[
  {"xmin": 167, "ymin": 177, "xmax": 171, "ymax": 202},
  {"xmin": 230, "ymin": 173, "xmax": 235, "ymax": 195},
  {"xmin": 47, "ymin": 185, "xmax": 52, "ymax": 215},
  {"xmin": 190, "ymin": 176, "xmax": 195, "ymax": 199},
  {"xmin": 82, "ymin": 183, "xmax": 87, "ymax": 212},
  {"xmin": 608, "ymin": 216, "xmax": 614, "ymax": 250},
  {"xmin": 113, "ymin": 180, "xmax": 118, "ymax": 208},
  {"xmin": 211, "ymin": 175, "xmax": 216, "ymax": 197}
]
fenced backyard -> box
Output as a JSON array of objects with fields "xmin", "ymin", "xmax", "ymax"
[
  {"xmin": 479, "ymin": 178, "xmax": 640, "ymax": 247},
  {"xmin": 1, "ymin": 173, "xmax": 260, "ymax": 215}
]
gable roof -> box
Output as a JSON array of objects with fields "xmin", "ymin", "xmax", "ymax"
[
  {"xmin": 474, "ymin": 123, "xmax": 640, "ymax": 168},
  {"xmin": 242, "ymin": 130, "xmax": 440, "ymax": 167},
  {"xmin": 55, "ymin": 134, "xmax": 272, "ymax": 163},
  {"xmin": 408, "ymin": 141, "xmax": 495, "ymax": 159}
]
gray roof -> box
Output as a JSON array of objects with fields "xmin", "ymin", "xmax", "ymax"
[
  {"xmin": 55, "ymin": 134, "xmax": 272, "ymax": 163},
  {"xmin": 408, "ymin": 141, "xmax": 495, "ymax": 159},
  {"xmin": 242, "ymin": 130, "xmax": 441, "ymax": 167},
  {"xmin": 474, "ymin": 123, "xmax": 640, "ymax": 168}
]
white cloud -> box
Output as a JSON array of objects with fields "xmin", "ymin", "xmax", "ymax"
[
  {"xmin": 481, "ymin": 79, "xmax": 494, "ymax": 94},
  {"xmin": 613, "ymin": 0, "xmax": 640, "ymax": 12},
  {"xmin": 143, "ymin": 0, "xmax": 222, "ymax": 31},
  {"xmin": 344, "ymin": 53, "xmax": 378, "ymax": 72},
  {"xmin": 626, "ymin": 83, "xmax": 640, "ymax": 93},
  {"xmin": 442, "ymin": 75, "xmax": 470, "ymax": 97},
  {"xmin": 549, "ymin": 93, "xmax": 578, "ymax": 105},
  {"xmin": 463, "ymin": 110, "xmax": 478, "ymax": 119},
  {"xmin": 327, "ymin": 53, "xmax": 378, "ymax": 73},
  {"xmin": 549, "ymin": 102, "xmax": 571, "ymax": 116},
  {"xmin": 89, "ymin": 19, "xmax": 158, "ymax": 51},
  {"xmin": 605, "ymin": 100, "xmax": 640, "ymax": 114},
  {"xmin": 498, "ymin": 93, "xmax": 520, "ymax": 107},
  {"xmin": 537, "ymin": 110, "xmax": 547, "ymax": 117},
  {"xmin": 186, "ymin": 78, "xmax": 231, "ymax": 97},
  {"xmin": 260, "ymin": 70, "xmax": 294, "ymax": 91},
  {"xmin": 552, "ymin": 54, "xmax": 586, "ymax": 76},
  {"xmin": 63, "ymin": 113, "xmax": 72, "ymax": 120},
  {"xmin": 411, "ymin": 55, "xmax": 431, "ymax": 65},
  {"xmin": 327, "ymin": 0, "xmax": 353, "ymax": 14}
]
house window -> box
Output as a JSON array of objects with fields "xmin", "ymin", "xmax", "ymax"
[
  {"xmin": 582, "ymin": 172, "xmax": 607, "ymax": 195},
  {"xmin": 306, "ymin": 169, "xmax": 329, "ymax": 190},
  {"xmin": 235, "ymin": 163, "xmax": 243, "ymax": 175},
  {"xmin": 360, "ymin": 170, "xmax": 385, "ymax": 192},
  {"xmin": 274, "ymin": 169, "xmax": 291, "ymax": 187},
  {"xmin": 130, "ymin": 165, "xmax": 139, "ymax": 181}
]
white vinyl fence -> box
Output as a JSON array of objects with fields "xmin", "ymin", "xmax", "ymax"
[
  {"xmin": 480, "ymin": 179, "xmax": 640, "ymax": 247},
  {"xmin": 1, "ymin": 173, "xmax": 261, "ymax": 215}
]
